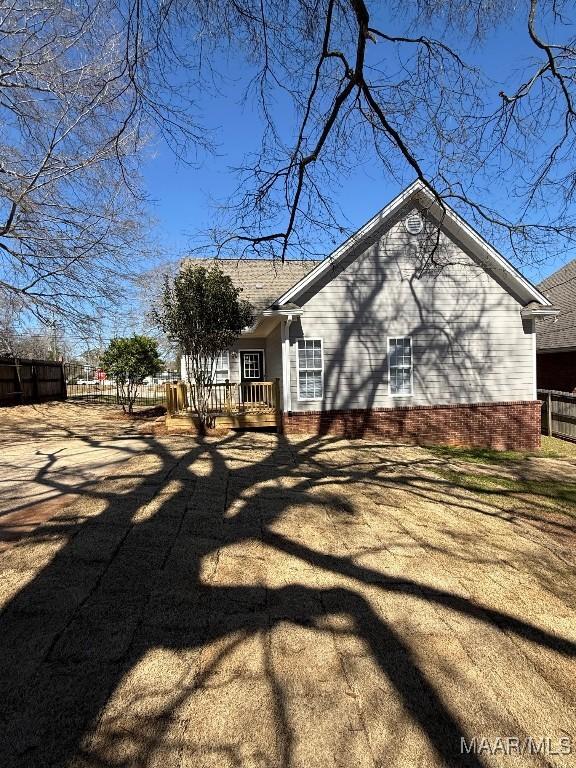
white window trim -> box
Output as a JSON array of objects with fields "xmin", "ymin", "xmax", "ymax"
[
  {"xmin": 216, "ymin": 350, "xmax": 230, "ymax": 381},
  {"xmin": 296, "ymin": 338, "xmax": 324, "ymax": 402},
  {"xmin": 387, "ymin": 336, "xmax": 414, "ymax": 397}
]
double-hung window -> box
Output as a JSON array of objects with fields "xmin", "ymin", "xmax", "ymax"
[
  {"xmin": 198, "ymin": 351, "xmax": 229, "ymax": 383},
  {"xmin": 213, "ymin": 351, "xmax": 230, "ymax": 383},
  {"xmin": 388, "ymin": 337, "xmax": 413, "ymax": 396},
  {"xmin": 297, "ymin": 339, "xmax": 323, "ymax": 400}
]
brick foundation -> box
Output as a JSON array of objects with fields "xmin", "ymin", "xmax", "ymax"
[{"xmin": 282, "ymin": 400, "xmax": 542, "ymax": 451}]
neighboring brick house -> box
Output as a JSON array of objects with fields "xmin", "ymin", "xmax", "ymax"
[
  {"xmin": 536, "ymin": 260, "xmax": 576, "ymax": 393},
  {"xmin": 184, "ymin": 181, "xmax": 556, "ymax": 449}
]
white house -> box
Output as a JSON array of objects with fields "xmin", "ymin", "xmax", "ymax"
[{"xmin": 181, "ymin": 182, "xmax": 555, "ymax": 449}]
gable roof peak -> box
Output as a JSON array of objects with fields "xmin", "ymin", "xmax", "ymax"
[{"xmin": 275, "ymin": 181, "xmax": 551, "ymax": 308}]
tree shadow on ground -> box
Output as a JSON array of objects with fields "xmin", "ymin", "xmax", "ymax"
[{"xmin": 0, "ymin": 430, "xmax": 574, "ymax": 768}]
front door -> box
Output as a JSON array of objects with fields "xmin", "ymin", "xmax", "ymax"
[
  {"xmin": 240, "ymin": 351, "xmax": 264, "ymax": 382},
  {"xmin": 240, "ymin": 351, "xmax": 264, "ymax": 404}
]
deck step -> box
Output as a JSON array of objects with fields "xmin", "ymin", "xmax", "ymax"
[{"xmin": 166, "ymin": 412, "xmax": 280, "ymax": 431}]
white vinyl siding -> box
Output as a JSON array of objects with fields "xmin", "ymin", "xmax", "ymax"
[
  {"xmin": 181, "ymin": 351, "xmax": 230, "ymax": 383},
  {"xmin": 288, "ymin": 204, "xmax": 535, "ymax": 411},
  {"xmin": 297, "ymin": 339, "xmax": 323, "ymax": 401},
  {"xmin": 388, "ymin": 337, "xmax": 413, "ymax": 396}
]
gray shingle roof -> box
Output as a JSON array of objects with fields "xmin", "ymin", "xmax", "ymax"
[
  {"xmin": 537, "ymin": 259, "xmax": 576, "ymax": 350},
  {"xmin": 185, "ymin": 258, "xmax": 320, "ymax": 312}
]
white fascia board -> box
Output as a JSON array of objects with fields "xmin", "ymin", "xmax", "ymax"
[
  {"xmin": 261, "ymin": 307, "xmax": 304, "ymax": 317},
  {"xmin": 277, "ymin": 180, "xmax": 423, "ymax": 305},
  {"xmin": 416, "ymin": 186, "xmax": 552, "ymax": 307},
  {"xmin": 521, "ymin": 308, "xmax": 559, "ymax": 318},
  {"xmin": 276, "ymin": 179, "xmax": 551, "ymax": 308},
  {"xmin": 241, "ymin": 306, "xmax": 303, "ymax": 337}
]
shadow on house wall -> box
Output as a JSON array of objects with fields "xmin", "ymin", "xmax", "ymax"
[{"xmin": 287, "ymin": 205, "xmax": 535, "ymax": 443}]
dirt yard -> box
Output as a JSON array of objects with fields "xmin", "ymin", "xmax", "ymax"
[
  {"xmin": 0, "ymin": 402, "xmax": 575, "ymax": 767},
  {"xmin": 0, "ymin": 402, "xmax": 160, "ymax": 547}
]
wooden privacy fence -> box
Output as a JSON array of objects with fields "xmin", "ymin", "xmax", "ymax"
[
  {"xmin": 538, "ymin": 389, "xmax": 576, "ymax": 441},
  {"xmin": 0, "ymin": 357, "xmax": 66, "ymax": 405},
  {"xmin": 166, "ymin": 379, "xmax": 280, "ymax": 417}
]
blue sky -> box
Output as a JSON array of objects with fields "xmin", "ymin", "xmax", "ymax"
[{"xmin": 141, "ymin": 9, "xmax": 570, "ymax": 285}]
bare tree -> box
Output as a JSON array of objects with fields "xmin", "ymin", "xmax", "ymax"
[
  {"xmin": 3, "ymin": 0, "xmax": 574, "ymax": 333},
  {"xmin": 0, "ymin": 296, "xmax": 59, "ymax": 357},
  {"xmin": 152, "ymin": 263, "xmax": 253, "ymax": 431},
  {"xmin": 180, "ymin": 0, "xmax": 576, "ymax": 268},
  {"xmin": 0, "ymin": 0, "xmax": 206, "ymax": 325}
]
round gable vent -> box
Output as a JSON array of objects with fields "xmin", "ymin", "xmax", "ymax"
[{"xmin": 404, "ymin": 213, "xmax": 423, "ymax": 235}]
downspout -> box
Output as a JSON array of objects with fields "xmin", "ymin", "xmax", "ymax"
[{"xmin": 281, "ymin": 315, "xmax": 293, "ymax": 413}]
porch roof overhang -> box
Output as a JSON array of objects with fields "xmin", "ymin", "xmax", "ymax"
[
  {"xmin": 241, "ymin": 303, "xmax": 304, "ymax": 338},
  {"xmin": 520, "ymin": 301, "xmax": 559, "ymax": 319}
]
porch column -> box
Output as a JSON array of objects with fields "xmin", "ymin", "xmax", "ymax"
[{"xmin": 281, "ymin": 316, "xmax": 293, "ymax": 413}]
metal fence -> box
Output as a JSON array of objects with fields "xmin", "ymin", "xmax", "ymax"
[
  {"xmin": 0, "ymin": 357, "xmax": 66, "ymax": 405},
  {"xmin": 64, "ymin": 363, "xmax": 175, "ymax": 407},
  {"xmin": 538, "ymin": 389, "xmax": 576, "ymax": 442}
]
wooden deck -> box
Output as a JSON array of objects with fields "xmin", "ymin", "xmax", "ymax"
[
  {"xmin": 165, "ymin": 379, "xmax": 281, "ymax": 431},
  {"xmin": 166, "ymin": 410, "xmax": 280, "ymax": 430}
]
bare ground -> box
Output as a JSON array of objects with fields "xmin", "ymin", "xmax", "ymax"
[
  {"xmin": 0, "ymin": 402, "xmax": 575, "ymax": 767},
  {"xmin": 0, "ymin": 400, "xmax": 159, "ymax": 441},
  {"xmin": 0, "ymin": 402, "xmax": 159, "ymax": 547}
]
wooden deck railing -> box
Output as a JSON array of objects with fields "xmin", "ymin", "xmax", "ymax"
[{"xmin": 166, "ymin": 379, "xmax": 281, "ymax": 417}]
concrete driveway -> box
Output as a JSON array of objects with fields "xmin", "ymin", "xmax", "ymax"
[{"xmin": 0, "ymin": 408, "xmax": 575, "ymax": 768}]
